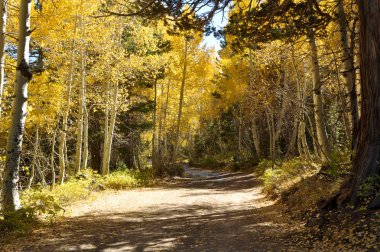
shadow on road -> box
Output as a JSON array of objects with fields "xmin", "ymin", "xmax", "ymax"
[
  {"xmin": 12, "ymin": 169, "xmax": 308, "ymax": 252},
  {"xmin": 24, "ymin": 206, "xmax": 305, "ymax": 251}
]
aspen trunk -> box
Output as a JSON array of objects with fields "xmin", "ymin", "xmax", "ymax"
[
  {"xmin": 101, "ymin": 18, "xmax": 122, "ymax": 175},
  {"xmin": 82, "ymin": 49, "xmax": 88, "ymax": 169},
  {"xmin": 332, "ymin": 50, "xmax": 351, "ymax": 142},
  {"xmin": 291, "ymin": 48, "xmax": 310, "ymax": 159},
  {"xmin": 307, "ymin": 29, "xmax": 331, "ymax": 163},
  {"xmin": 83, "ymin": 105, "xmax": 88, "ymax": 169},
  {"xmin": 152, "ymin": 78, "xmax": 158, "ymax": 170},
  {"xmin": 336, "ymin": 0, "xmax": 359, "ymax": 147},
  {"xmin": 157, "ymin": 81, "xmax": 165, "ymax": 162},
  {"xmin": 58, "ymin": 19, "xmax": 77, "ymax": 184},
  {"xmin": 162, "ymin": 79, "xmax": 170, "ymax": 161},
  {"xmin": 248, "ymin": 50, "xmax": 262, "ymax": 159},
  {"xmin": 237, "ymin": 105, "xmax": 242, "ymax": 154},
  {"xmin": 74, "ymin": 17, "xmax": 87, "ymax": 174},
  {"xmin": 2, "ymin": 0, "xmax": 32, "ymax": 212},
  {"xmin": 101, "ymin": 86, "xmax": 109, "ymax": 175},
  {"xmin": 74, "ymin": 70, "xmax": 84, "ymax": 174},
  {"xmin": 251, "ymin": 118, "xmax": 262, "ymax": 159},
  {"xmin": 51, "ymin": 129, "xmax": 56, "ymax": 189},
  {"xmin": 0, "ymin": 0, "xmax": 7, "ymax": 118},
  {"xmin": 266, "ymin": 109, "xmax": 275, "ymax": 161},
  {"xmin": 102, "ymin": 80, "xmax": 118, "ymax": 175},
  {"xmin": 28, "ymin": 127, "xmax": 39, "ymax": 190},
  {"xmin": 172, "ymin": 38, "xmax": 188, "ymax": 164},
  {"xmin": 287, "ymin": 115, "xmax": 298, "ymax": 156}
]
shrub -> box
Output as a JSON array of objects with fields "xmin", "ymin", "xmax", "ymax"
[
  {"xmin": 357, "ymin": 175, "xmax": 380, "ymax": 206},
  {"xmin": 259, "ymin": 158, "xmax": 317, "ymax": 196},
  {"xmin": 102, "ymin": 168, "xmax": 155, "ymax": 190},
  {"xmin": 322, "ymin": 149, "xmax": 351, "ymax": 176},
  {"xmin": 0, "ymin": 208, "xmax": 39, "ymax": 232},
  {"xmin": 166, "ymin": 164, "xmax": 185, "ymax": 177},
  {"xmin": 254, "ymin": 159, "xmax": 274, "ymax": 176},
  {"xmin": 19, "ymin": 169, "xmax": 101, "ymax": 218}
]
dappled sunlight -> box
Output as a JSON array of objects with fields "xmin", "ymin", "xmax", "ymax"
[{"xmin": 8, "ymin": 168, "xmax": 307, "ymax": 251}]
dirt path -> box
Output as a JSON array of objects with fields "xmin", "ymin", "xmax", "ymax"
[{"xmin": 3, "ymin": 167, "xmax": 310, "ymax": 251}]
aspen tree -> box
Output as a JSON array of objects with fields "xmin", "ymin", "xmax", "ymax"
[
  {"xmin": 74, "ymin": 16, "xmax": 86, "ymax": 175},
  {"xmin": 2, "ymin": 0, "xmax": 32, "ymax": 211},
  {"xmin": 172, "ymin": 37, "xmax": 188, "ymax": 164},
  {"xmin": 0, "ymin": 0, "xmax": 7, "ymax": 118},
  {"xmin": 307, "ymin": 28, "xmax": 331, "ymax": 163},
  {"xmin": 101, "ymin": 17, "xmax": 122, "ymax": 175},
  {"xmin": 58, "ymin": 18, "xmax": 77, "ymax": 184},
  {"xmin": 335, "ymin": 0, "xmax": 358, "ymax": 146},
  {"xmin": 248, "ymin": 49, "xmax": 262, "ymax": 159}
]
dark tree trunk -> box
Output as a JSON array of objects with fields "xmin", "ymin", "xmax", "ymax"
[{"xmin": 350, "ymin": 0, "xmax": 380, "ymax": 206}]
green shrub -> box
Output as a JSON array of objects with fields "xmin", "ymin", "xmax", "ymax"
[
  {"xmin": 322, "ymin": 149, "xmax": 351, "ymax": 176},
  {"xmin": 357, "ymin": 175, "xmax": 380, "ymax": 206},
  {"xmin": 259, "ymin": 158, "xmax": 316, "ymax": 196},
  {"xmin": 102, "ymin": 170, "xmax": 140, "ymax": 189},
  {"xmin": 20, "ymin": 169, "xmax": 101, "ymax": 218},
  {"xmin": 254, "ymin": 159, "xmax": 274, "ymax": 176},
  {"xmin": 102, "ymin": 168, "xmax": 154, "ymax": 190},
  {"xmin": 1, "ymin": 168, "xmax": 155, "ymax": 233},
  {"xmin": 0, "ymin": 208, "xmax": 39, "ymax": 232}
]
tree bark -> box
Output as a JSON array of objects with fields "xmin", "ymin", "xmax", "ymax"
[
  {"xmin": 248, "ymin": 49, "xmax": 262, "ymax": 159},
  {"xmin": 307, "ymin": 29, "xmax": 331, "ymax": 163},
  {"xmin": 58, "ymin": 18, "xmax": 77, "ymax": 184},
  {"xmin": 152, "ymin": 78, "xmax": 158, "ymax": 170},
  {"xmin": 157, "ymin": 81, "xmax": 165, "ymax": 163},
  {"xmin": 335, "ymin": 0, "xmax": 359, "ymax": 148},
  {"xmin": 101, "ymin": 84, "xmax": 110, "ymax": 175},
  {"xmin": 50, "ymin": 128, "xmax": 56, "ymax": 189},
  {"xmin": 1, "ymin": 0, "xmax": 32, "ymax": 212},
  {"xmin": 162, "ymin": 79, "xmax": 170, "ymax": 162},
  {"xmin": 82, "ymin": 48, "xmax": 88, "ymax": 169},
  {"xmin": 102, "ymin": 80, "xmax": 118, "ymax": 175},
  {"xmin": 350, "ymin": 0, "xmax": 380, "ymax": 206},
  {"xmin": 172, "ymin": 37, "xmax": 188, "ymax": 164},
  {"xmin": 27, "ymin": 127, "xmax": 39, "ymax": 189},
  {"xmin": 0, "ymin": 0, "xmax": 7, "ymax": 119},
  {"xmin": 74, "ymin": 68, "xmax": 84, "ymax": 174},
  {"xmin": 251, "ymin": 118, "xmax": 262, "ymax": 159},
  {"xmin": 74, "ymin": 17, "xmax": 87, "ymax": 175}
]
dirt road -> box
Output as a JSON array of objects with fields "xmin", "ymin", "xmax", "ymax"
[{"xmin": 3, "ymin": 167, "xmax": 309, "ymax": 251}]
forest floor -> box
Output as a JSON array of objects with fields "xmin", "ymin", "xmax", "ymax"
[{"xmin": 0, "ymin": 166, "xmax": 363, "ymax": 251}]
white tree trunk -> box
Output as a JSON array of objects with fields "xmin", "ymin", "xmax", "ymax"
[
  {"xmin": 0, "ymin": 0, "xmax": 7, "ymax": 119},
  {"xmin": 335, "ymin": 0, "xmax": 359, "ymax": 147},
  {"xmin": 162, "ymin": 80, "xmax": 170, "ymax": 161},
  {"xmin": 1, "ymin": 0, "xmax": 32, "ymax": 212},
  {"xmin": 152, "ymin": 79, "xmax": 158, "ymax": 169},
  {"xmin": 172, "ymin": 38, "xmax": 188, "ymax": 164},
  {"xmin": 248, "ymin": 50, "xmax": 262, "ymax": 159},
  {"xmin": 102, "ymin": 80, "xmax": 118, "ymax": 175},
  {"xmin": 82, "ymin": 47, "xmax": 88, "ymax": 169},
  {"xmin": 74, "ymin": 17, "xmax": 87, "ymax": 174},
  {"xmin": 83, "ymin": 105, "xmax": 88, "ymax": 169},
  {"xmin": 308, "ymin": 29, "xmax": 331, "ymax": 163},
  {"xmin": 101, "ymin": 86, "xmax": 110, "ymax": 175},
  {"xmin": 58, "ymin": 18, "xmax": 77, "ymax": 184},
  {"xmin": 74, "ymin": 69, "xmax": 84, "ymax": 174}
]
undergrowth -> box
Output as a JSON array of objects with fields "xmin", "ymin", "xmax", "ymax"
[
  {"xmin": 0, "ymin": 168, "xmax": 154, "ymax": 232},
  {"xmin": 257, "ymin": 158, "xmax": 319, "ymax": 197}
]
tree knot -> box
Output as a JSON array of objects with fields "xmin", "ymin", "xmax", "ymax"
[{"xmin": 17, "ymin": 59, "xmax": 33, "ymax": 81}]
